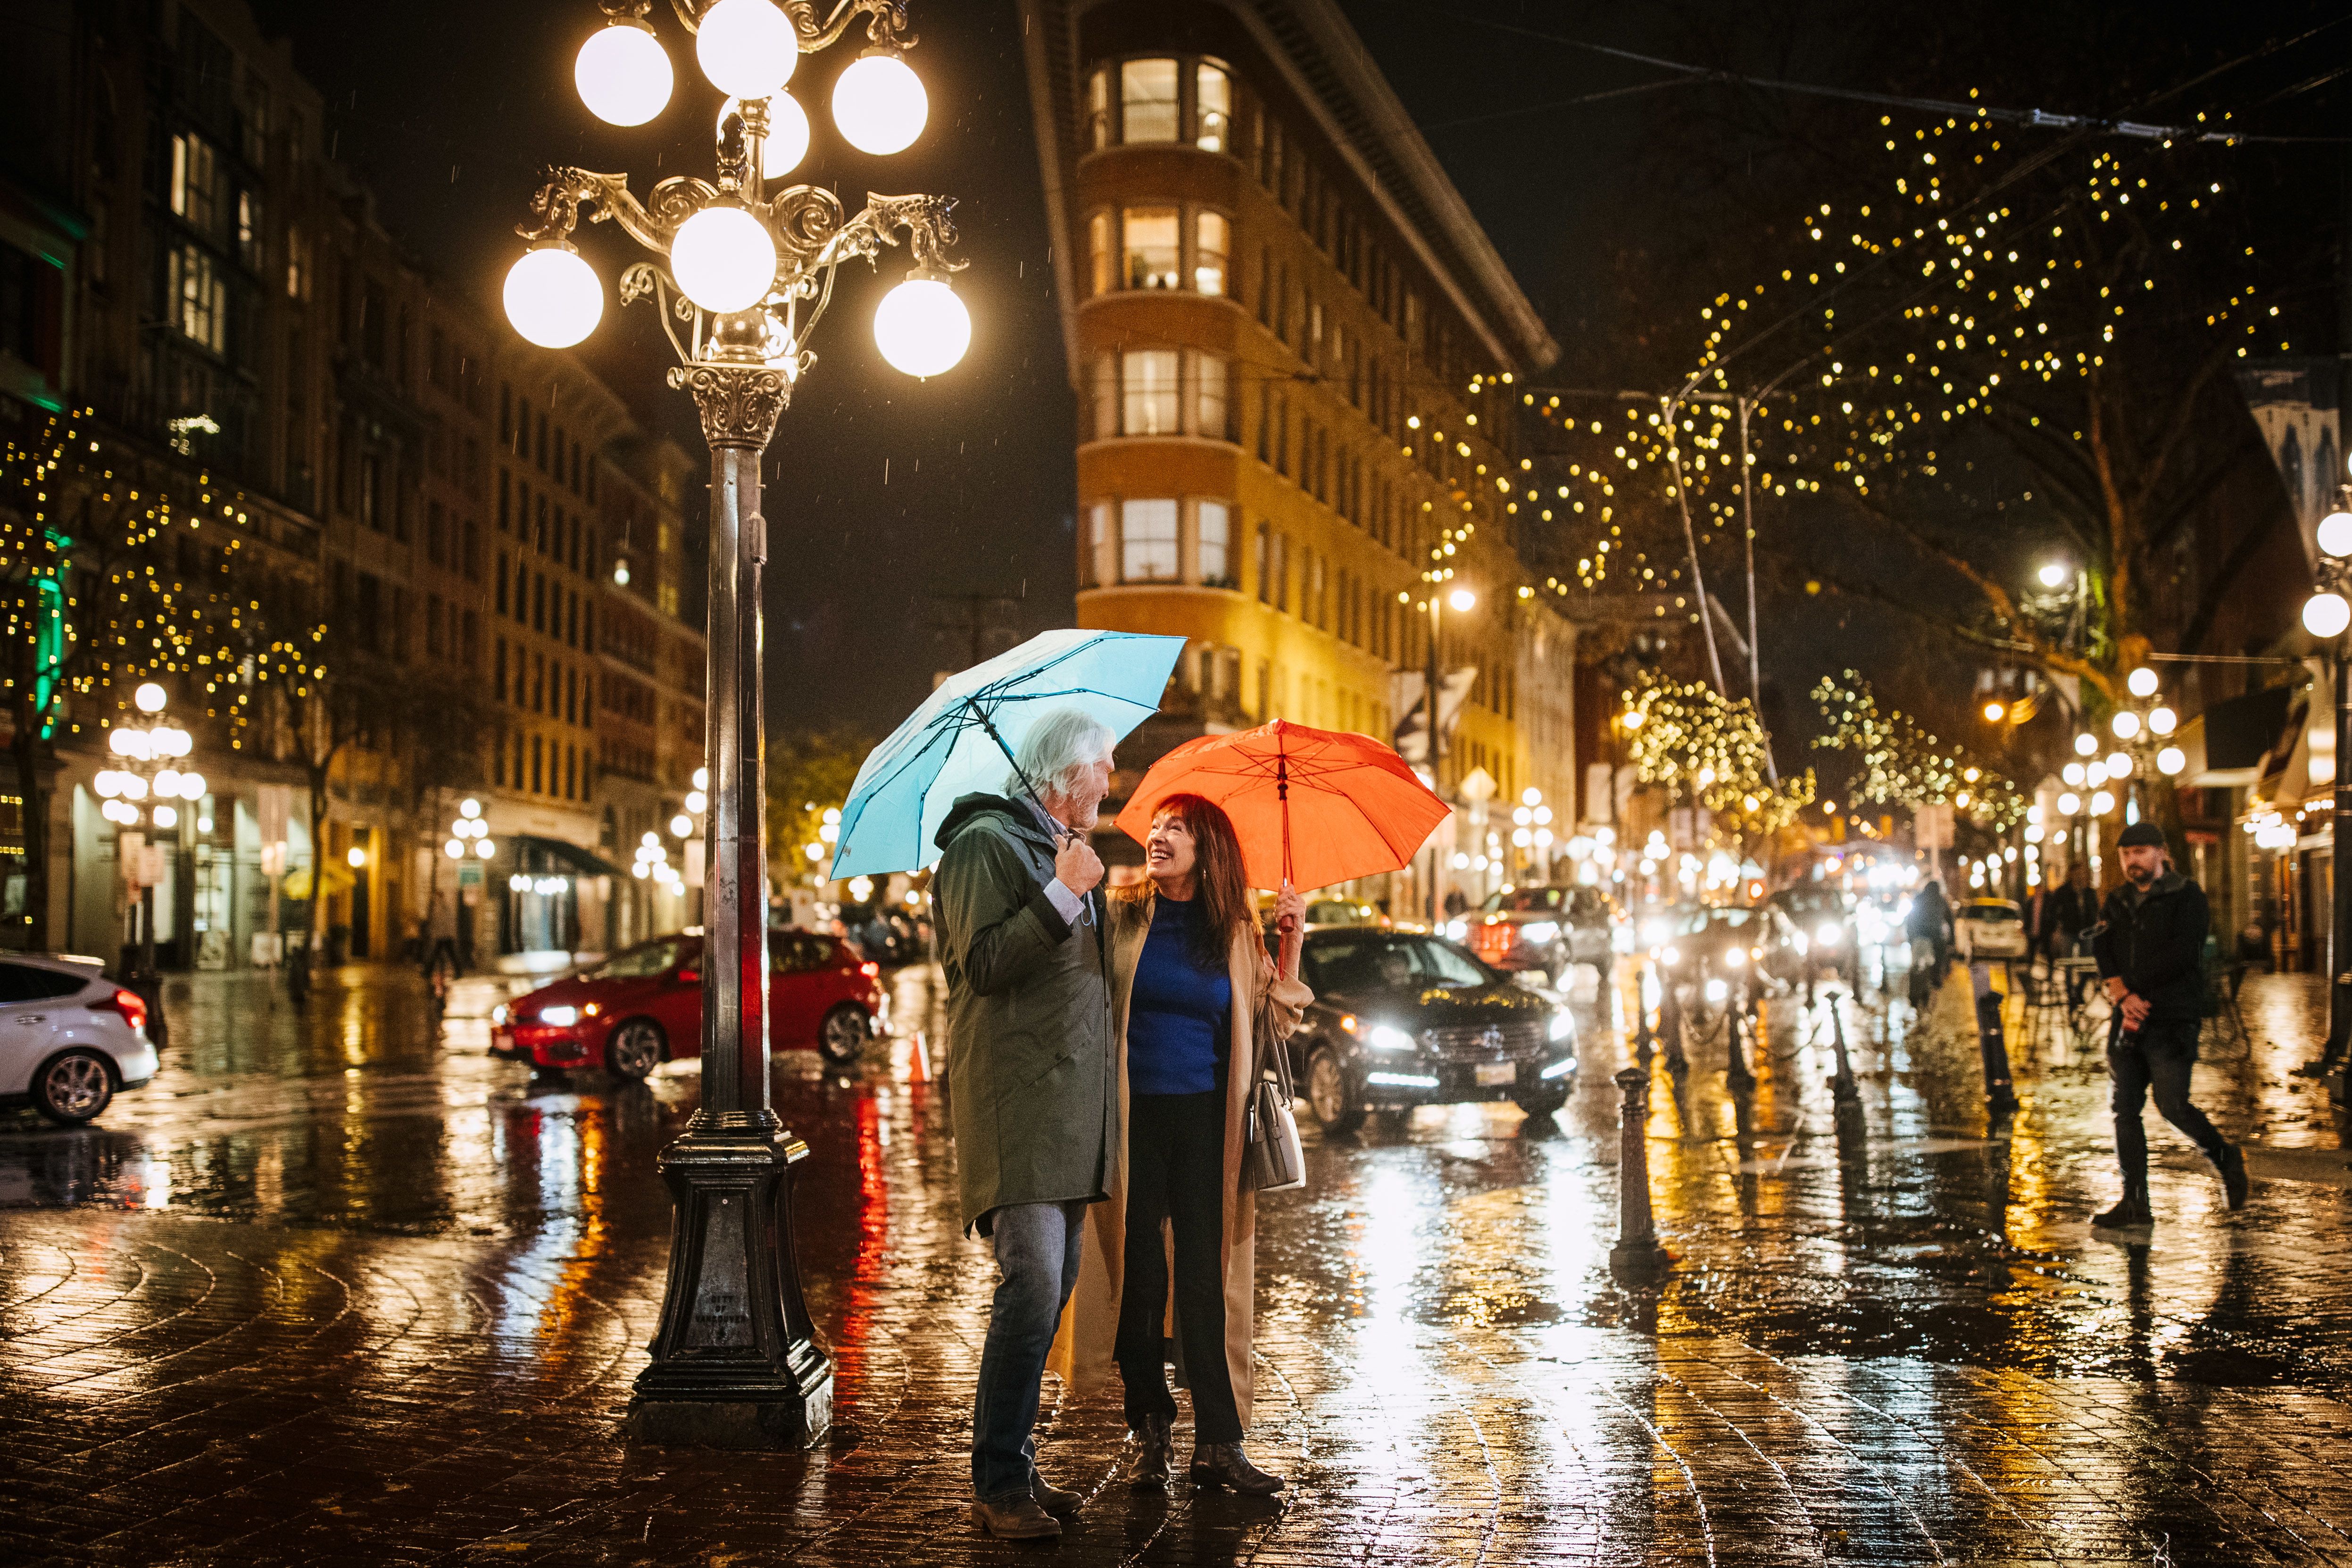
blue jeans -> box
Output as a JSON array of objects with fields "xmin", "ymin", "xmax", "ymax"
[
  {"xmin": 972, "ymin": 1199, "xmax": 1086, "ymax": 1503},
  {"xmin": 2110, "ymin": 1017, "xmax": 2226, "ymax": 1187}
]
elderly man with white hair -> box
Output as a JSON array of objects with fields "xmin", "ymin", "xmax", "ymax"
[{"xmin": 933, "ymin": 705, "xmax": 1119, "ymax": 1540}]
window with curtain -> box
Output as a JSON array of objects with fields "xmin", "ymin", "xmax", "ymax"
[
  {"xmin": 1255, "ymin": 522, "xmax": 1272, "ymax": 603},
  {"xmin": 1089, "ymin": 210, "xmax": 1113, "ymax": 296},
  {"xmin": 1084, "ymin": 501, "xmax": 1109, "ymax": 586},
  {"xmin": 1197, "ymin": 500, "xmax": 1232, "ymax": 586},
  {"xmin": 1122, "ymin": 207, "xmax": 1180, "ymax": 289},
  {"xmin": 1122, "ymin": 349, "xmax": 1180, "ymax": 434},
  {"xmin": 1121, "ymin": 498, "xmax": 1179, "ymax": 581},
  {"xmin": 1121, "ymin": 59, "xmax": 1180, "ymax": 141},
  {"xmin": 1090, "ymin": 356, "xmax": 1116, "ymax": 440},
  {"xmin": 1085, "ymin": 66, "xmax": 1111, "ymax": 150},
  {"xmin": 1196, "ymin": 63, "xmax": 1231, "ymax": 151},
  {"xmin": 1193, "ymin": 210, "xmax": 1229, "ymax": 296},
  {"xmin": 1195, "ymin": 355, "xmax": 1229, "ymax": 440}
]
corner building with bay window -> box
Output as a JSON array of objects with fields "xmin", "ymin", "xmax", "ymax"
[{"xmin": 1021, "ymin": 0, "xmax": 1579, "ymax": 903}]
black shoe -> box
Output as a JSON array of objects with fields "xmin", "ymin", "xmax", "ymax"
[
  {"xmin": 970, "ymin": 1495, "xmax": 1061, "ymax": 1539},
  {"xmin": 1189, "ymin": 1441, "xmax": 1283, "ymax": 1495},
  {"xmin": 2215, "ymin": 1144, "xmax": 2249, "ymax": 1211},
  {"xmin": 2092, "ymin": 1188, "xmax": 2153, "ymax": 1229},
  {"xmin": 1127, "ymin": 1413, "xmax": 1172, "ymax": 1489},
  {"xmin": 1031, "ymin": 1472, "xmax": 1081, "ymax": 1519}
]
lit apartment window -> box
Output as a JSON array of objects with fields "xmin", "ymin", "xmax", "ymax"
[
  {"xmin": 1195, "ymin": 355, "xmax": 1229, "ymax": 440},
  {"xmin": 1121, "ymin": 498, "xmax": 1180, "ymax": 581},
  {"xmin": 1197, "ymin": 500, "xmax": 1232, "ymax": 586},
  {"xmin": 166, "ymin": 243, "xmax": 226, "ymax": 352},
  {"xmin": 1122, "ymin": 349, "xmax": 1180, "ymax": 434},
  {"xmin": 170, "ymin": 131, "xmax": 220, "ymax": 235},
  {"xmin": 1197, "ymin": 63, "xmax": 1231, "ymax": 151},
  {"xmin": 1082, "ymin": 501, "xmax": 1110, "ymax": 586},
  {"xmin": 1122, "ymin": 207, "xmax": 1180, "ymax": 290},
  {"xmin": 1121, "ymin": 58, "xmax": 1180, "ymax": 141},
  {"xmin": 1089, "ymin": 211, "xmax": 1113, "ymax": 296},
  {"xmin": 1086, "ymin": 66, "xmax": 1112, "ymax": 150},
  {"xmin": 1194, "ymin": 211, "xmax": 1229, "ymax": 296}
]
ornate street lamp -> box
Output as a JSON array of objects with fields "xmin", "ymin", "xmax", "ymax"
[
  {"xmin": 2300, "ymin": 498, "xmax": 2352, "ymax": 1080},
  {"xmin": 94, "ymin": 682, "xmax": 203, "ymax": 995},
  {"xmin": 502, "ymin": 0, "xmax": 969, "ymax": 1448}
]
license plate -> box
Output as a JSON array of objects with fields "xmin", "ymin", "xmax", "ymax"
[{"xmin": 1475, "ymin": 1061, "xmax": 1516, "ymax": 1086}]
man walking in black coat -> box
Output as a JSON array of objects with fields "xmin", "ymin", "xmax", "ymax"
[{"xmin": 2090, "ymin": 821, "xmax": 2247, "ymax": 1227}]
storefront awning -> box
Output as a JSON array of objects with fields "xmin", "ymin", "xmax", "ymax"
[
  {"xmin": 2186, "ymin": 682, "xmax": 2302, "ymax": 788},
  {"xmin": 508, "ymin": 834, "xmax": 624, "ymax": 879}
]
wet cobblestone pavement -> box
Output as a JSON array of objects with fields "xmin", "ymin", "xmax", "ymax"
[{"xmin": 3, "ymin": 959, "xmax": 2351, "ymax": 1566}]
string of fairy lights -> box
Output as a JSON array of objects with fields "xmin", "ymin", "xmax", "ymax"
[
  {"xmin": 3, "ymin": 409, "xmax": 327, "ymax": 753},
  {"xmin": 1811, "ymin": 672, "xmax": 2026, "ymax": 832},
  {"xmin": 1620, "ymin": 672, "xmax": 1816, "ymax": 836}
]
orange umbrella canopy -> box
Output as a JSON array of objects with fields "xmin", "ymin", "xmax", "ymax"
[{"xmin": 1115, "ymin": 719, "xmax": 1449, "ymax": 891}]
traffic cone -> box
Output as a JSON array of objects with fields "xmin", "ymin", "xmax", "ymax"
[{"xmin": 908, "ymin": 1030, "xmax": 931, "ymax": 1083}]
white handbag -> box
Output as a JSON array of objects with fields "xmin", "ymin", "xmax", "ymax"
[{"xmin": 1241, "ymin": 1018, "xmax": 1306, "ymax": 1193}]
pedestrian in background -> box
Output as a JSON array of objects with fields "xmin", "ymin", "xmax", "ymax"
[
  {"xmin": 1907, "ymin": 877, "xmax": 1953, "ymax": 972},
  {"xmin": 2090, "ymin": 821, "xmax": 2247, "ymax": 1228},
  {"xmin": 1051, "ymin": 795, "xmax": 1310, "ymax": 1497},
  {"xmin": 933, "ymin": 707, "xmax": 1119, "ymax": 1541}
]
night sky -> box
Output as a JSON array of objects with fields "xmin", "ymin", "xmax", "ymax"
[{"xmin": 245, "ymin": 0, "xmax": 2343, "ymax": 748}]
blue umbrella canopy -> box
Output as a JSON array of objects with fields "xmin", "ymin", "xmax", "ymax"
[{"xmin": 828, "ymin": 628, "xmax": 1185, "ymax": 878}]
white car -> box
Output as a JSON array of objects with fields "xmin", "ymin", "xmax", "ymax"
[
  {"xmin": 1953, "ymin": 899, "xmax": 2030, "ymax": 962},
  {"xmin": 0, "ymin": 954, "xmax": 158, "ymax": 1124}
]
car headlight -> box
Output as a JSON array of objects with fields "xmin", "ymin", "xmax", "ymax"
[
  {"xmin": 1547, "ymin": 1011, "xmax": 1573, "ymax": 1043},
  {"xmin": 1366, "ymin": 1023, "xmax": 1417, "ymax": 1054},
  {"xmin": 1724, "ymin": 947, "xmax": 1746, "ymax": 966},
  {"xmin": 1816, "ymin": 922, "xmax": 1841, "ymax": 946},
  {"xmin": 539, "ymin": 1005, "xmax": 579, "ymax": 1027},
  {"xmin": 1444, "ymin": 920, "xmax": 1467, "ymax": 940},
  {"xmin": 1642, "ymin": 920, "xmax": 1668, "ymax": 946},
  {"xmin": 1704, "ymin": 978, "xmax": 1729, "ymax": 1002},
  {"xmin": 490, "ymin": 1003, "xmax": 509, "ymax": 1025},
  {"xmin": 1521, "ymin": 921, "xmax": 1559, "ymax": 944},
  {"xmin": 1660, "ymin": 945, "xmax": 1680, "ymax": 965}
]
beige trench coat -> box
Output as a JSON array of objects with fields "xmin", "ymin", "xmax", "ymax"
[{"xmin": 1047, "ymin": 891, "xmax": 1312, "ymax": 1427}]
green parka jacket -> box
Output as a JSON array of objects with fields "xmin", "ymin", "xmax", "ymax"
[{"xmin": 933, "ymin": 792, "xmax": 1116, "ymax": 1236}]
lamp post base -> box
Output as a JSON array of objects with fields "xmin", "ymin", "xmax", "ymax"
[
  {"xmin": 1609, "ymin": 1241, "xmax": 1671, "ymax": 1280},
  {"xmin": 625, "ymin": 1128, "xmax": 833, "ymax": 1450}
]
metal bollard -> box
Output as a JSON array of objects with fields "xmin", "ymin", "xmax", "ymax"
[
  {"xmin": 1827, "ymin": 988, "xmax": 1861, "ymax": 1107},
  {"xmin": 1724, "ymin": 998, "xmax": 1757, "ymax": 1091},
  {"xmin": 1610, "ymin": 1067, "xmax": 1671, "ymax": 1278},
  {"xmin": 1970, "ymin": 961, "xmax": 2020, "ymax": 1115},
  {"xmin": 1657, "ymin": 975, "xmax": 1690, "ymax": 1079},
  {"xmin": 1632, "ymin": 964, "xmax": 1656, "ymax": 1063}
]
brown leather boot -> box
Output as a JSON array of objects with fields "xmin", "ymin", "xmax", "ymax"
[
  {"xmin": 970, "ymin": 1494, "xmax": 1062, "ymax": 1539},
  {"xmin": 1189, "ymin": 1441, "xmax": 1283, "ymax": 1494},
  {"xmin": 2091, "ymin": 1185, "xmax": 2153, "ymax": 1228},
  {"xmin": 1031, "ymin": 1471, "xmax": 1081, "ymax": 1519},
  {"xmin": 1127, "ymin": 1413, "xmax": 1172, "ymax": 1489}
]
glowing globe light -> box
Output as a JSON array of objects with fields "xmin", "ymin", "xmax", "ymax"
[
  {"xmin": 476, "ymin": 839, "xmax": 496, "ymax": 859},
  {"xmin": 2148, "ymin": 705, "xmax": 2176, "ymax": 737},
  {"xmin": 154, "ymin": 768, "xmax": 183, "ymax": 799},
  {"xmin": 2305, "ymin": 590, "xmax": 2352, "ymax": 639},
  {"xmin": 2157, "ymin": 746, "xmax": 2186, "ymax": 776},
  {"xmin": 576, "ymin": 19, "xmax": 673, "ymax": 126},
  {"xmin": 2061, "ymin": 761, "xmax": 2085, "ymax": 787},
  {"xmin": 721, "ymin": 92, "xmax": 810, "ymax": 179},
  {"xmin": 461, "ymin": 798, "xmax": 482, "ymax": 819},
  {"xmin": 504, "ymin": 247, "xmax": 604, "ymax": 348},
  {"xmin": 672, "ymin": 813, "xmax": 696, "ymax": 838},
  {"xmin": 833, "ymin": 50, "xmax": 927, "ymax": 155},
  {"xmin": 446, "ymin": 839, "xmax": 465, "ymax": 860},
  {"xmin": 2057, "ymin": 791, "xmax": 2081, "ymax": 816},
  {"xmin": 2126, "ymin": 666, "xmax": 2158, "ymax": 698},
  {"xmin": 2321, "ymin": 510, "xmax": 2352, "ymax": 559},
  {"xmin": 2111, "ymin": 710, "xmax": 2141, "ymax": 740},
  {"xmin": 2105, "ymin": 751, "xmax": 2133, "ymax": 777},
  {"xmin": 873, "ymin": 274, "xmax": 970, "ymax": 377},
  {"xmin": 2091, "ymin": 789, "xmax": 2116, "ymax": 816},
  {"xmin": 153, "ymin": 804, "xmax": 178, "ymax": 830},
  {"xmin": 135, "ymin": 682, "xmax": 167, "ymax": 713},
  {"xmin": 670, "ymin": 205, "xmax": 776, "ymax": 314},
  {"xmin": 2036, "ymin": 561, "xmax": 2069, "ymax": 588},
  {"xmin": 696, "ymin": 0, "xmax": 798, "ymax": 101},
  {"xmin": 1448, "ymin": 587, "xmax": 1476, "ymax": 613},
  {"xmin": 2073, "ymin": 732, "xmax": 2097, "ymax": 756}
]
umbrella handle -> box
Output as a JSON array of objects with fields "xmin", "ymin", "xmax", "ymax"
[{"xmin": 1275, "ymin": 878, "xmax": 1303, "ymax": 981}]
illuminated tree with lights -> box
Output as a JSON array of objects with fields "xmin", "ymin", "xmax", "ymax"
[
  {"xmin": 1, "ymin": 411, "xmax": 258, "ymax": 948},
  {"xmin": 1812, "ymin": 673, "xmax": 2026, "ymax": 834},
  {"xmin": 1622, "ymin": 672, "xmax": 1816, "ymax": 844}
]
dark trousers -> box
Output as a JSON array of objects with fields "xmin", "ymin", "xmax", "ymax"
[
  {"xmin": 2110, "ymin": 1018, "xmax": 2227, "ymax": 1188},
  {"xmin": 972, "ymin": 1199, "xmax": 1086, "ymax": 1502},
  {"xmin": 1116, "ymin": 1091, "xmax": 1241, "ymax": 1444}
]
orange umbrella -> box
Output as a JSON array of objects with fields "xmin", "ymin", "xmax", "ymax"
[{"xmin": 1115, "ymin": 719, "xmax": 1450, "ymax": 895}]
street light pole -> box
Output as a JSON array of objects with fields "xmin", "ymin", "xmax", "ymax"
[
  {"xmin": 1425, "ymin": 589, "xmax": 1444, "ymax": 923},
  {"xmin": 504, "ymin": 0, "xmax": 970, "ymax": 1447},
  {"xmin": 2298, "ymin": 494, "xmax": 2352, "ymax": 1077}
]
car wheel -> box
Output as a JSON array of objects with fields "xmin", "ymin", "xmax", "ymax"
[
  {"xmin": 817, "ymin": 1003, "xmax": 869, "ymax": 1066},
  {"xmin": 1513, "ymin": 1086, "xmax": 1570, "ymax": 1120},
  {"xmin": 1306, "ymin": 1046, "xmax": 1365, "ymax": 1135},
  {"xmin": 605, "ymin": 1019, "xmax": 666, "ymax": 1081},
  {"xmin": 34, "ymin": 1049, "xmax": 114, "ymax": 1126}
]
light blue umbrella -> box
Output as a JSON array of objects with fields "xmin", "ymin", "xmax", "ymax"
[{"xmin": 829, "ymin": 628, "xmax": 1185, "ymax": 878}]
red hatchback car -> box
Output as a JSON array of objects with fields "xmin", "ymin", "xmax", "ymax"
[{"xmin": 489, "ymin": 929, "xmax": 887, "ymax": 1077}]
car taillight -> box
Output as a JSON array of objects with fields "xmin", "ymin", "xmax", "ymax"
[
  {"xmin": 97, "ymin": 987, "xmax": 148, "ymax": 1035},
  {"xmin": 860, "ymin": 962, "xmax": 880, "ymax": 979}
]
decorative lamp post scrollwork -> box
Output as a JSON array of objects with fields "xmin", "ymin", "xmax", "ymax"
[{"xmin": 501, "ymin": 0, "xmax": 970, "ymax": 1448}]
